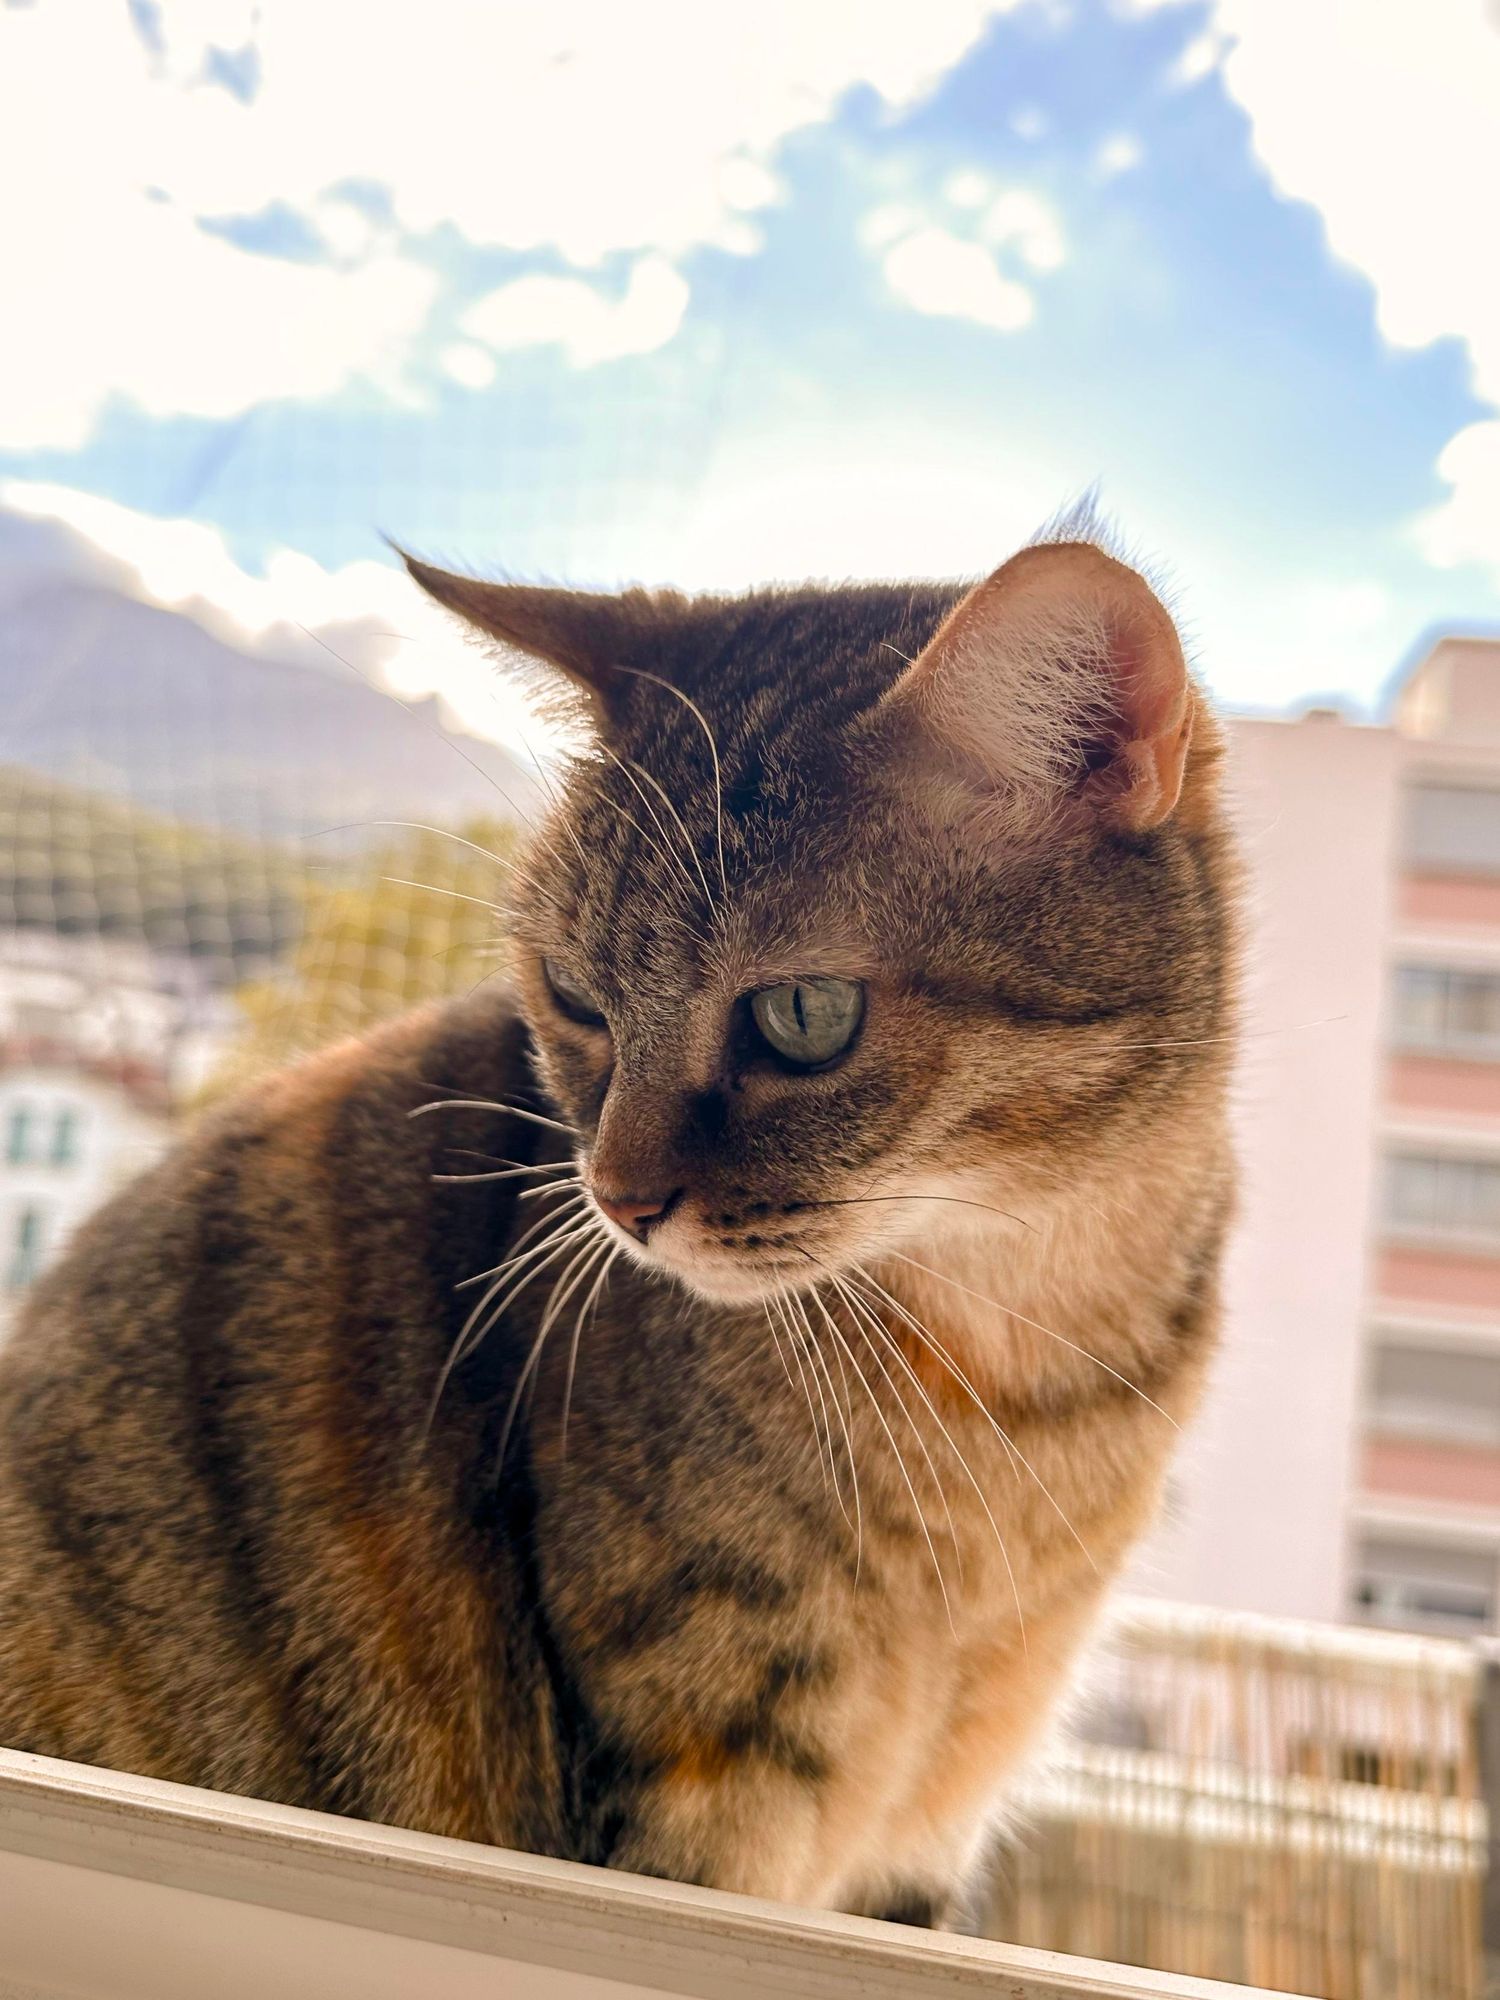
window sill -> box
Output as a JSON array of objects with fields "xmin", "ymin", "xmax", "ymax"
[{"xmin": 0, "ymin": 1746, "xmax": 1292, "ymax": 2000}]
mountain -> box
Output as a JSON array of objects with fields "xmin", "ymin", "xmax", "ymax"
[{"xmin": 0, "ymin": 581, "xmax": 543, "ymax": 847}]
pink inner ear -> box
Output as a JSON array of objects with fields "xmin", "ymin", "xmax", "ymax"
[
  {"xmin": 1087, "ymin": 603, "xmax": 1193, "ymax": 830},
  {"xmin": 880, "ymin": 539, "xmax": 1193, "ymax": 836},
  {"xmin": 1109, "ymin": 609, "xmax": 1182, "ymax": 741}
]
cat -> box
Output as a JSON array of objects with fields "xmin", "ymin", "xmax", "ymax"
[{"xmin": 0, "ymin": 528, "xmax": 1237, "ymax": 1928}]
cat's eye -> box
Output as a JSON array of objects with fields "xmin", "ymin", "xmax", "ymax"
[
  {"xmin": 542, "ymin": 957, "xmax": 607, "ymax": 1026},
  {"xmin": 749, "ymin": 977, "xmax": 865, "ymax": 1069}
]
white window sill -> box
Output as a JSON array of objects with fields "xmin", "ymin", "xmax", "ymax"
[{"xmin": 0, "ymin": 1746, "xmax": 1291, "ymax": 2000}]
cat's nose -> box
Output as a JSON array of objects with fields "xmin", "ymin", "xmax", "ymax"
[{"xmin": 592, "ymin": 1185, "xmax": 682, "ymax": 1243}]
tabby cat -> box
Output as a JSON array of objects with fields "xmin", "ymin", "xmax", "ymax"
[{"xmin": 0, "ymin": 531, "xmax": 1236, "ymax": 1927}]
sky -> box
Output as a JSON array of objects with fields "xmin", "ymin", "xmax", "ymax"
[{"xmin": 1, "ymin": 0, "xmax": 1498, "ymax": 746}]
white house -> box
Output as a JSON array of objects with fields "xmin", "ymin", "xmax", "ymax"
[
  {"xmin": 0, "ymin": 930, "xmax": 229, "ymax": 1334},
  {"xmin": 0, "ymin": 1060, "xmax": 169, "ymax": 1335}
]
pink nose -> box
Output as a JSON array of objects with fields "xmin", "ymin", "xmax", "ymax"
[{"xmin": 593, "ymin": 1187, "xmax": 681, "ymax": 1243}]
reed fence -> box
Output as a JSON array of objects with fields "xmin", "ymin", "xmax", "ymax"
[{"xmin": 987, "ymin": 1598, "xmax": 1489, "ymax": 1999}]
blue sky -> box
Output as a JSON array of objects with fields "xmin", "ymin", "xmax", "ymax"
[{"xmin": 1, "ymin": 0, "xmax": 1497, "ymax": 734}]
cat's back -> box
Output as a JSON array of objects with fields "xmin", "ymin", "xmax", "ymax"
[{"xmin": 0, "ymin": 983, "xmax": 561, "ymax": 1832}]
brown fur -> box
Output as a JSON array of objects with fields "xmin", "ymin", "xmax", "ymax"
[{"xmin": 0, "ymin": 532, "xmax": 1237, "ymax": 1924}]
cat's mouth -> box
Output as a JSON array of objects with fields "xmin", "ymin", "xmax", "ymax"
[
  {"xmin": 586, "ymin": 1190, "xmax": 855, "ymax": 1304},
  {"xmin": 662, "ymin": 1248, "xmax": 819, "ymax": 1304}
]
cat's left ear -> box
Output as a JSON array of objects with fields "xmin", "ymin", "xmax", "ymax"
[
  {"xmin": 877, "ymin": 540, "xmax": 1193, "ymax": 834},
  {"xmin": 401, "ymin": 554, "xmax": 678, "ymax": 729}
]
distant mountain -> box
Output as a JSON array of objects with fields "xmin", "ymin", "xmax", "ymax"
[{"xmin": 0, "ymin": 581, "xmax": 543, "ymax": 847}]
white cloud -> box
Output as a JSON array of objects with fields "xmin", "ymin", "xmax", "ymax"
[
  {"xmin": 859, "ymin": 203, "xmax": 926, "ymax": 249},
  {"xmin": 440, "ymin": 344, "xmax": 498, "ymax": 392},
  {"xmin": 1129, "ymin": 0, "xmax": 1500, "ymax": 584},
  {"xmin": 0, "ymin": 4, "xmax": 439, "ymax": 449},
  {"xmin": 883, "ymin": 229, "xmax": 1036, "ymax": 332},
  {"xmin": 0, "ymin": 0, "xmax": 1014, "ymax": 449},
  {"xmin": 667, "ymin": 430, "xmax": 1059, "ymax": 588},
  {"xmin": 977, "ymin": 189, "xmax": 1067, "ymax": 271},
  {"xmin": 1417, "ymin": 420, "xmax": 1500, "ymax": 574},
  {"xmin": 943, "ymin": 169, "xmax": 993, "ymax": 209},
  {"xmin": 1170, "ymin": 27, "xmax": 1231, "ymax": 88},
  {"xmin": 0, "ymin": 480, "xmax": 559, "ymax": 753},
  {"xmin": 1094, "ymin": 132, "xmax": 1144, "ymax": 179},
  {"xmin": 461, "ymin": 257, "xmax": 690, "ymax": 369},
  {"xmin": 870, "ymin": 185, "xmax": 1067, "ymax": 331}
]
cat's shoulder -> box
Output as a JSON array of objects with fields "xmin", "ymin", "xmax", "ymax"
[{"xmin": 213, "ymin": 980, "xmax": 537, "ymax": 1142}]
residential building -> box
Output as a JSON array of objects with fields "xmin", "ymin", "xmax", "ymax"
[
  {"xmin": 0, "ymin": 1058, "xmax": 169, "ymax": 1331},
  {"xmin": 0, "ymin": 931, "xmax": 228, "ymax": 1332},
  {"xmin": 1143, "ymin": 635, "xmax": 1500, "ymax": 1638}
]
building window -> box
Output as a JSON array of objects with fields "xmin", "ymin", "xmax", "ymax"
[
  {"xmin": 6, "ymin": 1206, "xmax": 47, "ymax": 1291},
  {"xmin": 1406, "ymin": 783, "xmax": 1500, "ymax": 875},
  {"xmin": 1394, "ymin": 964, "xmax": 1500, "ymax": 1057},
  {"xmin": 5, "ymin": 1105, "xmax": 31, "ymax": 1166},
  {"xmin": 1350, "ymin": 1533, "xmax": 1497, "ymax": 1634},
  {"xmin": 1385, "ymin": 1151, "xmax": 1500, "ymax": 1248},
  {"xmin": 1369, "ymin": 1342, "xmax": 1500, "ymax": 1447},
  {"xmin": 50, "ymin": 1108, "xmax": 79, "ymax": 1167}
]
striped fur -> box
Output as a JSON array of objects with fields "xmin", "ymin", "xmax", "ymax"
[{"xmin": 0, "ymin": 540, "xmax": 1237, "ymax": 1923}]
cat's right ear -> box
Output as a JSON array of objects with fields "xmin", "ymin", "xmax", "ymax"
[
  {"xmin": 401, "ymin": 554, "xmax": 677, "ymax": 730},
  {"xmin": 874, "ymin": 539, "xmax": 1195, "ymax": 836}
]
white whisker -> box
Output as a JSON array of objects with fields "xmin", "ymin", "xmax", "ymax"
[
  {"xmin": 310, "ymin": 820, "xmax": 519, "ymax": 872},
  {"xmin": 763, "ymin": 1301, "xmax": 799, "ymax": 1397},
  {"xmin": 610, "ymin": 664, "xmax": 728, "ymax": 901},
  {"xmin": 831, "ymin": 1269, "xmax": 1026, "ymax": 1645},
  {"xmin": 595, "ymin": 743, "xmax": 709, "ymax": 909},
  {"xmin": 431, "ymin": 1160, "xmax": 577, "ymax": 1185},
  {"xmin": 409, "ymin": 1098, "xmax": 576, "ymax": 1137},
  {"xmin": 850, "ymin": 1266, "xmax": 1023, "ymax": 1482},
  {"xmin": 869, "ymin": 1262, "xmax": 1102, "ymax": 1573},
  {"xmin": 421, "ymin": 1208, "xmax": 593, "ymax": 1438},
  {"xmin": 815, "ymin": 1281, "xmax": 963, "ymax": 1584},
  {"xmin": 810, "ymin": 1293, "xmax": 864, "ymax": 1581},
  {"xmin": 379, "ymin": 875, "xmax": 507, "ymax": 916},
  {"xmin": 801, "ymin": 1283, "xmax": 955, "ymax": 1634},
  {"xmin": 885, "ymin": 1250, "xmax": 1178, "ymax": 1431},
  {"xmin": 454, "ymin": 1193, "xmax": 590, "ymax": 1290},
  {"xmin": 771, "ymin": 1289, "xmax": 832, "ymax": 1497},
  {"xmin": 783, "ymin": 1291, "xmax": 855, "ymax": 1535},
  {"xmin": 452, "ymin": 1221, "xmax": 598, "ymax": 1366},
  {"xmin": 791, "ymin": 1292, "xmax": 864, "ymax": 1565},
  {"xmin": 494, "ymin": 1231, "xmax": 613, "ymax": 1472},
  {"xmin": 624, "ymin": 755, "xmax": 719, "ymax": 912},
  {"xmin": 517, "ymin": 1176, "xmax": 586, "ymax": 1201},
  {"xmin": 559, "ymin": 1244, "xmax": 620, "ymax": 1461}
]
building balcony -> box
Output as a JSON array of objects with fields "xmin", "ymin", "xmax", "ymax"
[
  {"xmin": 1399, "ymin": 873, "xmax": 1500, "ymax": 928},
  {"xmin": 1374, "ymin": 1241, "xmax": 1500, "ymax": 1315},
  {"xmin": 1387, "ymin": 1050, "xmax": 1500, "ymax": 1120},
  {"xmin": 1363, "ymin": 1430, "xmax": 1500, "ymax": 1511}
]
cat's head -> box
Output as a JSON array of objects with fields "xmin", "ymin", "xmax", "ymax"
[{"xmin": 408, "ymin": 537, "xmax": 1232, "ymax": 1304}]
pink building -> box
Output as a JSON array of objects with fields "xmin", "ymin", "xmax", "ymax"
[{"xmin": 1145, "ymin": 635, "xmax": 1500, "ymax": 1638}]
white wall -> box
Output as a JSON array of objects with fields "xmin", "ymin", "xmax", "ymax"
[
  {"xmin": 1132, "ymin": 715, "xmax": 1402, "ymax": 1622},
  {"xmin": 0, "ymin": 1068, "xmax": 168, "ymax": 1336}
]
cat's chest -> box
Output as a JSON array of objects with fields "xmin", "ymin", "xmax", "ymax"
[{"xmin": 802, "ymin": 1402, "xmax": 1104, "ymax": 1901}]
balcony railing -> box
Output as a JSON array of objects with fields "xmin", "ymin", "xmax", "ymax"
[{"xmin": 987, "ymin": 1598, "xmax": 1486, "ymax": 2000}]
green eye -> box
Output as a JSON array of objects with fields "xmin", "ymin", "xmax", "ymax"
[
  {"xmin": 750, "ymin": 977, "xmax": 865, "ymax": 1068},
  {"xmin": 542, "ymin": 957, "xmax": 606, "ymax": 1026}
]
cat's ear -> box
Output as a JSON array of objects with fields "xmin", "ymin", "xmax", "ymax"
[
  {"xmin": 878, "ymin": 541, "xmax": 1193, "ymax": 834},
  {"xmin": 401, "ymin": 554, "xmax": 677, "ymax": 728}
]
